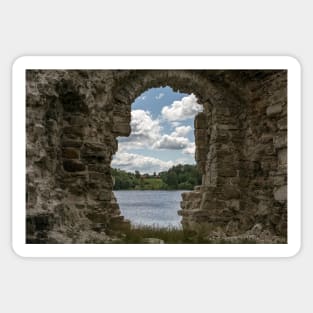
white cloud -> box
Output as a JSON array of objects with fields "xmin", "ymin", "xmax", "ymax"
[
  {"xmin": 153, "ymin": 125, "xmax": 192, "ymax": 150},
  {"xmin": 171, "ymin": 121, "xmax": 181, "ymax": 127},
  {"xmin": 183, "ymin": 142, "xmax": 196, "ymax": 155},
  {"xmin": 119, "ymin": 111, "xmax": 193, "ymax": 153},
  {"xmin": 112, "ymin": 151, "xmax": 174, "ymax": 174},
  {"xmin": 175, "ymin": 157, "xmax": 194, "ymax": 165},
  {"xmin": 120, "ymin": 109, "xmax": 161, "ymax": 149},
  {"xmin": 131, "ymin": 109, "xmax": 160, "ymax": 139},
  {"xmin": 171, "ymin": 125, "xmax": 192, "ymax": 137},
  {"xmin": 153, "ymin": 135, "xmax": 189, "ymax": 150},
  {"xmin": 113, "ymin": 102, "xmax": 197, "ymax": 173},
  {"xmin": 155, "ymin": 92, "xmax": 165, "ymax": 100},
  {"xmin": 161, "ymin": 94, "xmax": 202, "ymax": 121}
]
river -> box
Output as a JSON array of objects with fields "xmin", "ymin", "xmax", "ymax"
[{"xmin": 113, "ymin": 190, "xmax": 185, "ymax": 228}]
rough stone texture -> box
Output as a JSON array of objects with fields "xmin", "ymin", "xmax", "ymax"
[{"xmin": 26, "ymin": 70, "xmax": 287, "ymax": 243}]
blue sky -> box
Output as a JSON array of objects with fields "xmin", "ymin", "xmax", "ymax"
[{"xmin": 112, "ymin": 86, "xmax": 203, "ymax": 174}]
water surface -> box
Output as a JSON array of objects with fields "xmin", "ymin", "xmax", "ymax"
[{"xmin": 114, "ymin": 190, "xmax": 184, "ymax": 228}]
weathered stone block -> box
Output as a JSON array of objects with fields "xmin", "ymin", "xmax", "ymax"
[
  {"xmin": 113, "ymin": 115, "xmax": 130, "ymax": 124},
  {"xmin": 256, "ymin": 201, "xmax": 270, "ymax": 216},
  {"xmin": 46, "ymin": 119, "xmax": 58, "ymax": 132},
  {"xmin": 34, "ymin": 123, "xmax": 45, "ymax": 137},
  {"xmin": 63, "ymin": 160, "xmax": 85, "ymax": 172},
  {"xmin": 62, "ymin": 148, "xmax": 79, "ymax": 159},
  {"xmin": 112, "ymin": 123, "xmax": 131, "ymax": 136},
  {"xmin": 225, "ymin": 220, "xmax": 239, "ymax": 235},
  {"xmin": 266, "ymin": 104, "xmax": 282, "ymax": 116},
  {"xmin": 109, "ymin": 217, "xmax": 131, "ymax": 232},
  {"xmin": 221, "ymin": 186, "xmax": 240, "ymax": 200},
  {"xmin": 197, "ymin": 161, "xmax": 206, "ymax": 174},
  {"xmin": 81, "ymin": 143, "xmax": 109, "ymax": 163},
  {"xmin": 195, "ymin": 148, "xmax": 207, "ymax": 161},
  {"xmin": 261, "ymin": 158, "xmax": 277, "ymax": 172},
  {"xmin": 195, "ymin": 112, "xmax": 208, "ymax": 129},
  {"xmin": 260, "ymin": 133, "xmax": 273, "ymax": 143},
  {"xmin": 274, "ymin": 185, "xmax": 287, "ymax": 201},
  {"xmin": 273, "ymin": 131, "xmax": 287, "ymax": 149},
  {"xmin": 63, "ymin": 126, "xmax": 85, "ymax": 138},
  {"xmin": 277, "ymin": 117, "xmax": 287, "ymax": 130},
  {"xmin": 214, "ymin": 130, "xmax": 230, "ymax": 142},
  {"xmin": 218, "ymin": 167, "xmax": 237, "ymax": 177},
  {"xmin": 83, "ymin": 142, "xmax": 105, "ymax": 152},
  {"xmin": 86, "ymin": 211, "xmax": 108, "ymax": 224},
  {"xmin": 89, "ymin": 172, "xmax": 111, "ymax": 182},
  {"xmin": 273, "ymin": 175, "xmax": 286, "ymax": 186},
  {"xmin": 217, "ymin": 123, "xmax": 238, "ymax": 130},
  {"xmin": 98, "ymin": 191, "xmax": 112, "ymax": 201},
  {"xmin": 67, "ymin": 115, "xmax": 87, "ymax": 126},
  {"xmin": 88, "ymin": 164, "xmax": 110, "ymax": 173},
  {"xmin": 62, "ymin": 140, "xmax": 83, "ymax": 148},
  {"xmin": 249, "ymin": 223, "xmax": 263, "ymax": 236},
  {"xmin": 226, "ymin": 199, "xmax": 240, "ymax": 211},
  {"xmin": 62, "ymin": 93, "xmax": 89, "ymax": 114},
  {"xmin": 195, "ymin": 129, "xmax": 207, "ymax": 138},
  {"xmin": 278, "ymin": 148, "xmax": 287, "ymax": 165}
]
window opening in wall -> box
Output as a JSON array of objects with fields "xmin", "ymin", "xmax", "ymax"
[{"xmin": 112, "ymin": 86, "xmax": 203, "ymax": 234}]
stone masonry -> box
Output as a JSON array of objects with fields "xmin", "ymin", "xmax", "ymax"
[{"xmin": 26, "ymin": 70, "xmax": 287, "ymax": 243}]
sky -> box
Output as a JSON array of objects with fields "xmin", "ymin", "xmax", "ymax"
[{"xmin": 111, "ymin": 86, "xmax": 203, "ymax": 174}]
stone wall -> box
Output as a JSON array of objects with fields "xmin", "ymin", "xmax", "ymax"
[{"xmin": 26, "ymin": 70, "xmax": 287, "ymax": 243}]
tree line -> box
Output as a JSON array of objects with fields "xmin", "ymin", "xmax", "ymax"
[{"xmin": 112, "ymin": 164, "xmax": 201, "ymax": 190}]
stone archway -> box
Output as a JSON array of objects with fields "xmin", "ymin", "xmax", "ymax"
[
  {"xmin": 26, "ymin": 70, "xmax": 287, "ymax": 243},
  {"xmin": 109, "ymin": 70, "xmax": 243, "ymax": 237}
]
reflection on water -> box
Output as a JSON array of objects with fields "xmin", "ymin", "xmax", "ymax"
[{"xmin": 114, "ymin": 190, "xmax": 184, "ymax": 228}]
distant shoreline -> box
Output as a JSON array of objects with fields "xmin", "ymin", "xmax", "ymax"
[{"xmin": 112, "ymin": 164, "xmax": 202, "ymax": 191}]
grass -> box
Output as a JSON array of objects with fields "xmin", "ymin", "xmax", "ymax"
[
  {"xmin": 122, "ymin": 225, "xmax": 185, "ymax": 243},
  {"xmin": 118, "ymin": 224, "xmax": 259, "ymax": 244}
]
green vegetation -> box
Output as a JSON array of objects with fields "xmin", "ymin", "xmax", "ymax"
[
  {"xmin": 118, "ymin": 225, "xmax": 258, "ymax": 244},
  {"xmin": 112, "ymin": 164, "xmax": 201, "ymax": 190},
  {"xmin": 160, "ymin": 164, "xmax": 201, "ymax": 190},
  {"xmin": 122, "ymin": 225, "xmax": 185, "ymax": 244}
]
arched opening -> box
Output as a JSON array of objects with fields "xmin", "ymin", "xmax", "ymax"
[
  {"xmin": 111, "ymin": 86, "xmax": 203, "ymax": 232},
  {"xmin": 108, "ymin": 70, "xmax": 245, "ymax": 242}
]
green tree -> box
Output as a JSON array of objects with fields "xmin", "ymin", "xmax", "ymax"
[
  {"xmin": 111, "ymin": 164, "xmax": 201, "ymax": 190},
  {"xmin": 166, "ymin": 171, "xmax": 178, "ymax": 189}
]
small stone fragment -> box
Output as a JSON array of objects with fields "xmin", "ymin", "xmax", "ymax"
[{"xmin": 266, "ymin": 104, "xmax": 282, "ymax": 116}]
